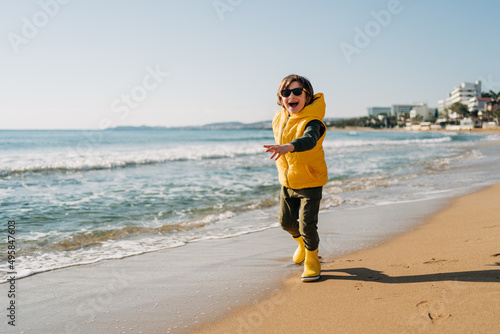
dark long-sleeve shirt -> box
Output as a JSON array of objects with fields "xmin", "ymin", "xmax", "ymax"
[{"xmin": 290, "ymin": 120, "xmax": 325, "ymax": 152}]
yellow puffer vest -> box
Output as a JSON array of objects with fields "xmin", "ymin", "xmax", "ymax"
[{"xmin": 272, "ymin": 93, "xmax": 328, "ymax": 189}]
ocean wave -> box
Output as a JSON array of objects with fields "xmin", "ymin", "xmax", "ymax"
[
  {"xmin": 0, "ymin": 211, "xmax": 276, "ymax": 282},
  {"xmin": 22, "ymin": 211, "xmax": 236, "ymax": 254},
  {"xmin": 337, "ymin": 174, "xmax": 418, "ymax": 192},
  {"xmin": 323, "ymin": 136, "xmax": 453, "ymax": 149},
  {"xmin": 0, "ymin": 144, "xmax": 265, "ymax": 177},
  {"xmin": 423, "ymin": 148, "xmax": 483, "ymax": 171},
  {"xmin": 484, "ymin": 133, "xmax": 500, "ymax": 142}
]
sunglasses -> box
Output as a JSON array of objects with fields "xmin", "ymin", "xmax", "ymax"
[{"xmin": 281, "ymin": 87, "xmax": 306, "ymax": 97}]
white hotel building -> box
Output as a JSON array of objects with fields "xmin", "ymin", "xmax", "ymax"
[
  {"xmin": 368, "ymin": 104, "xmax": 432, "ymax": 120},
  {"xmin": 438, "ymin": 81, "xmax": 482, "ymax": 115},
  {"xmin": 391, "ymin": 104, "xmax": 419, "ymax": 118}
]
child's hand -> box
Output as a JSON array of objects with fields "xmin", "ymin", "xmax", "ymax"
[{"xmin": 263, "ymin": 144, "xmax": 294, "ymax": 161}]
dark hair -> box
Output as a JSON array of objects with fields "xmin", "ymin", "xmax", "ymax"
[{"xmin": 277, "ymin": 74, "xmax": 314, "ymax": 107}]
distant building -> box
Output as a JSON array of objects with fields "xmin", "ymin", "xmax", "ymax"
[
  {"xmin": 438, "ymin": 81, "xmax": 482, "ymax": 115},
  {"xmin": 468, "ymin": 97, "xmax": 491, "ymax": 112},
  {"xmin": 409, "ymin": 104, "xmax": 438, "ymax": 121},
  {"xmin": 449, "ymin": 81, "xmax": 481, "ymax": 105},
  {"xmin": 437, "ymin": 99, "xmax": 448, "ymax": 115},
  {"xmin": 392, "ymin": 104, "xmax": 422, "ymax": 119},
  {"xmin": 367, "ymin": 107, "xmax": 391, "ymax": 117}
]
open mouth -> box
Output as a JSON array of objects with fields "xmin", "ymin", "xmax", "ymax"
[{"xmin": 289, "ymin": 102, "xmax": 299, "ymax": 108}]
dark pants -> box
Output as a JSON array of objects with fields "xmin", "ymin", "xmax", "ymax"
[{"xmin": 279, "ymin": 186, "xmax": 322, "ymax": 251}]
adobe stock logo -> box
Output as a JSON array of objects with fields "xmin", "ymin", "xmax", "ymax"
[
  {"xmin": 110, "ymin": 65, "xmax": 169, "ymax": 122},
  {"xmin": 478, "ymin": 74, "xmax": 500, "ymax": 92},
  {"xmin": 73, "ymin": 64, "xmax": 169, "ymax": 156},
  {"xmin": 7, "ymin": 0, "xmax": 72, "ymax": 54},
  {"xmin": 213, "ymin": 0, "xmax": 243, "ymax": 21},
  {"xmin": 340, "ymin": 0, "xmax": 404, "ymax": 64}
]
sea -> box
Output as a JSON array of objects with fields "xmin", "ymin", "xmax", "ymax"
[{"xmin": 1, "ymin": 128, "xmax": 500, "ymax": 282}]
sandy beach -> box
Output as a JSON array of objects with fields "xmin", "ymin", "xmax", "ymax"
[{"xmin": 192, "ymin": 183, "xmax": 500, "ymax": 334}]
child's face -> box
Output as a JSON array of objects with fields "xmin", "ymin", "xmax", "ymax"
[{"xmin": 281, "ymin": 81, "xmax": 307, "ymax": 114}]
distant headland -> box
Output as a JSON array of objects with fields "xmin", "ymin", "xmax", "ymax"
[{"xmin": 109, "ymin": 118, "xmax": 345, "ymax": 131}]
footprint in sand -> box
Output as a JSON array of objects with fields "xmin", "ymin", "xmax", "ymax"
[
  {"xmin": 423, "ymin": 258, "xmax": 447, "ymax": 264},
  {"xmin": 416, "ymin": 300, "xmax": 451, "ymax": 324}
]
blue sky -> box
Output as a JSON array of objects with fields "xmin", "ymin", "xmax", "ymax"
[{"xmin": 1, "ymin": 0, "xmax": 499, "ymax": 129}]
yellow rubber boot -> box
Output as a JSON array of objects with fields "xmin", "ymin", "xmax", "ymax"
[
  {"xmin": 292, "ymin": 236, "xmax": 305, "ymax": 264},
  {"xmin": 301, "ymin": 248, "xmax": 321, "ymax": 282}
]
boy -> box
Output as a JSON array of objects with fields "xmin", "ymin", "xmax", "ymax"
[{"xmin": 264, "ymin": 74, "xmax": 328, "ymax": 282}]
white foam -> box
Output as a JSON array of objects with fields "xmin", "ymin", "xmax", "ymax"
[
  {"xmin": 0, "ymin": 141, "xmax": 265, "ymax": 176},
  {"xmin": 23, "ymin": 230, "xmax": 61, "ymax": 241},
  {"xmin": 322, "ymin": 136, "xmax": 453, "ymax": 150}
]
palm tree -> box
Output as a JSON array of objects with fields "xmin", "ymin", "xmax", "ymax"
[
  {"xmin": 413, "ymin": 114, "xmax": 424, "ymax": 124},
  {"xmin": 482, "ymin": 91, "xmax": 492, "ymax": 98},
  {"xmin": 439, "ymin": 108, "xmax": 450, "ymax": 121},
  {"xmin": 450, "ymin": 102, "xmax": 469, "ymax": 120},
  {"xmin": 490, "ymin": 90, "xmax": 500, "ymax": 102}
]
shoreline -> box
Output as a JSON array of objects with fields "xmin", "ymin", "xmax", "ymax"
[{"xmin": 191, "ymin": 183, "xmax": 500, "ymax": 334}]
